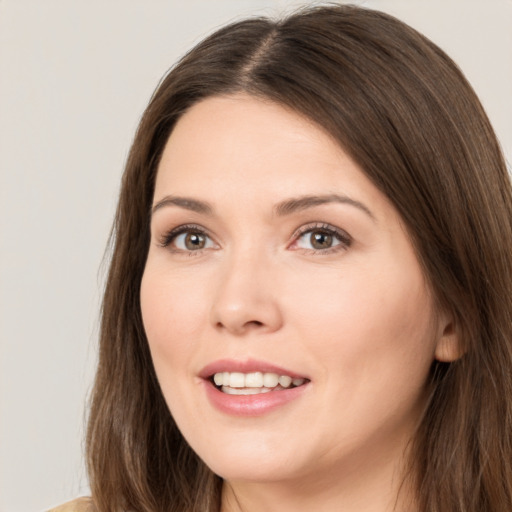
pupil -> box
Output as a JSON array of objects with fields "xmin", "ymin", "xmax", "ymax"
[
  {"xmin": 185, "ymin": 233, "xmax": 205, "ymax": 250},
  {"xmin": 311, "ymin": 231, "xmax": 332, "ymax": 249}
]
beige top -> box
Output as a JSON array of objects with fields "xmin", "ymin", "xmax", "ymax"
[{"xmin": 47, "ymin": 497, "xmax": 95, "ymax": 512}]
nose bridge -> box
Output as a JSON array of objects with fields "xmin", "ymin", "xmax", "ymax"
[{"xmin": 210, "ymin": 243, "xmax": 283, "ymax": 335}]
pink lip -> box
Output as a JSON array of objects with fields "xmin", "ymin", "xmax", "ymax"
[{"xmin": 199, "ymin": 358, "xmax": 310, "ymax": 417}]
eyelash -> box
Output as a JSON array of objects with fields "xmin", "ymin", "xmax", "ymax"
[
  {"xmin": 290, "ymin": 223, "xmax": 352, "ymax": 254},
  {"xmin": 158, "ymin": 222, "xmax": 352, "ymax": 255},
  {"xmin": 158, "ymin": 224, "xmax": 213, "ymax": 256}
]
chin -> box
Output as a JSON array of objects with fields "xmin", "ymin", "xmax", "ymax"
[
  {"xmin": 189, "ymin": 433, "xmax": 307, "ymax": 483},
  {"xmin": 208, "ymin": 457, "xmax": 301, "ymax": 483}
]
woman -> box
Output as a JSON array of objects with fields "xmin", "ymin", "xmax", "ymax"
[{"xmin": 54, "ymin": 4, "xmax": 512, "ymax": 511}]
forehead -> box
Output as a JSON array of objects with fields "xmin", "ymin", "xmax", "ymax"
[{"xmin": 155, "ymin": 94, "xmax": 385, "ymax": 207}]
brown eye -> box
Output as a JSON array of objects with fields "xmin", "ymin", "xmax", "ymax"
[
  {"xmin": 165, "ymin": 228, "xmax": 215, "ymax": 252},
  {"xmin": 309, "ymin": 231, "xmax": 333, "ymax": 249},
  {"xmin": 293, "ymin": 224, "xmax": 350, "ymax": 253},
  {"xmin": 184, "ymin": 232, "xmax": 207, "ymax": 250}
]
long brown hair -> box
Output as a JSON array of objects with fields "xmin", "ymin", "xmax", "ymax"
[{"xmin": 86, "ymin": 5, "xmax": 512, "ymax": 511}]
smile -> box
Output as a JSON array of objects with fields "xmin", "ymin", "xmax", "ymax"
[
  {"xmin": 200, "ymin": 360, "xmax": 311, "ymax": 415},
  {"xmin": 212, "ymin": 371, "xmax": 307, "ymax": 395}
]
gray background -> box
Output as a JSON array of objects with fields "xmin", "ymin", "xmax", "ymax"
[{"xmin": 1, "ymin": 1, "xmax": 510, "ymax": 510}]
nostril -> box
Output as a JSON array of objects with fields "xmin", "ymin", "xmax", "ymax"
[
  {"xmin": 242, "ymin": 320, "xmax": 266, "ymax": 331},
  {"xmin": 215, "ymin": 319, "xmax": 265, "ymax": 333}
]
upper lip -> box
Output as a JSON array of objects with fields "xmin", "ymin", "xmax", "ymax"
[{"xmin": 199, "ymin": 358, "xmax": 309, "ymax": 380}]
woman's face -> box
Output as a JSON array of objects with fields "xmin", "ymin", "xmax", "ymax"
[{"xmin": 141, "ymin": 94, "xmax": 454, "ymax": 486}]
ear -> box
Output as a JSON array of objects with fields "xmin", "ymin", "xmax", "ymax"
[{"xmin": 434, "ymin": 312, "xmax": 463, "ymax": 362}]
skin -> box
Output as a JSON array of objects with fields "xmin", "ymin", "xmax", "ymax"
[{"xmin": 140, "ymin": 94, "xmax": 459, "ymax": 512}]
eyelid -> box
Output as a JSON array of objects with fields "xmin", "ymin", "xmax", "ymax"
[
  {"xmin": 289, "ymin": 222, "xmax": 352, "ymax": 252},
  {"xmin": 158, "ymin": 223, "xmax": 216, "ymax": 251},
  {"xmin": 157, "ymin": 221, "xmax": 351, "ymax": 254}
]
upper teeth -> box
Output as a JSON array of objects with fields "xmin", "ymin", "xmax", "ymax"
[{"xmin": 213, "ymin": 371, "xmax": 305, "ymax": 389}]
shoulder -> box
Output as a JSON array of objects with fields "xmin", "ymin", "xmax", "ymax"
[{"xmin": 47, "ymin": 497, "xmax": 95, "ymax": 512}]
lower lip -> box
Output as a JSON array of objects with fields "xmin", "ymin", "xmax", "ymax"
[{"xmin": 202, "ymin": 380, "xmax": 309, "ymax": 416}]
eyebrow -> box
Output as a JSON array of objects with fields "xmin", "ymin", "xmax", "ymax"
[
  {"xmin": 151, "ymin": 195, "xmax": 214, "ymax": 216},
  {"xmin": 274, "ymin": 194, "xmax": 375, "ymax": 220},
  {"xmin": 151, "ymin": 193, "xmax": 375, "ymax": 221}
]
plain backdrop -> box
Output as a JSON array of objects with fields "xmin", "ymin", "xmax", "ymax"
[{"xmin": 0, "ymin": 0, "xmax": 510, "ymax": 510}]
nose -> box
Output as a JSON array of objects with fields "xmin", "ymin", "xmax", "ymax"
[{"xmin": 210, "ymin": 250, "xmax": 283, "ymax": 336}]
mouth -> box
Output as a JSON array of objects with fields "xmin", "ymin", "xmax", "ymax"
[
  {"xmin": 209, "ymin": 371, "xmax": 309, "ymax": 395},
  {"xmin": 200, "ymin": 360, "xmax": 310, "ymax": 415}
]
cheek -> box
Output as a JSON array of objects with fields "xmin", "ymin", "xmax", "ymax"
[
  {"xmin": 293, "ymin": 268, "xmax": 437, "ymax": 446},
  {"xmin": 140, "ymin": 268, "xmax": 208, "ymax": 428},
  {"xmin": 287, "ymin": 262, "xmax": 437, "ymax": 382},
  {"xmin": 140, "ymin": 267, "xmax": 208, "ymax": 368}
]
